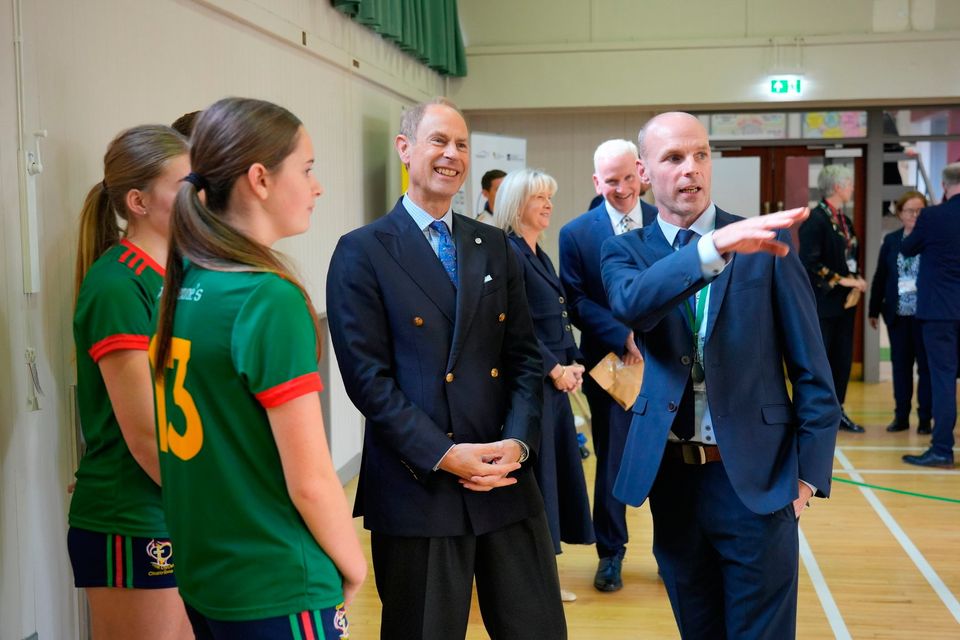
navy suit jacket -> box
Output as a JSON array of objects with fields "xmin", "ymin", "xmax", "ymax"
[
  {"xmin": 558, "ymin": 199, "xmax": 658, "ymax": 368},
  {"xmin": 326, "ymin": 199, "xmax": 545, "ymax": 537},
  {"xmin": 600, "ymin": 208, "xmax": 840, "ymax": 514},
  {"xmin": 508, "ymin": 234, "xmax": 581, "ymax": 374},
  {"xmin": 900, "ymin": 193, "xmax": 960, "ymax": 320},
  {"xmin": 868, "ymin": 228, "xmax": 908, "ymax": 326}
]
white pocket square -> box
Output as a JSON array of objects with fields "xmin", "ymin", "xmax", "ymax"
[{"xmin": 483, "ymin": 274, "xmax": 493, "ymax": 283}]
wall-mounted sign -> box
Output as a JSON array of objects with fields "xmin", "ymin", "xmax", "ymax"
[{"xmin": 769, "ymin": 76, "xmax": 802, "ymax": 96}]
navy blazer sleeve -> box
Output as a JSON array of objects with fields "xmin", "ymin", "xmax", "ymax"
[
  {"xmin": 868, "ymin": 233, "xmax": 893, "ymax": 319},
  {"xmin": 770, "ymin": 232, "xmax": 842, "ymax": 495},
  {"xmin": 508, "ymin": 242, "xmax": 562, "ymax": 376},
  {"xmin": 559, "ymin": 223, "xmax": 632, "ymax": 355},
  {"xmin": 899, "ymin": 215, "xmax": 926, "ymax": 257}
]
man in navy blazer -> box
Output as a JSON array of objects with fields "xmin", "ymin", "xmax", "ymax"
[
  {"xmin": 601, "ymin": 113, "xmax": 840, "ymax": 639},
  {"xmin": 900, "ymin": 162, "xmax": 960, "ymax": 468},
  {"xmin": 327, "ymin": 99, "xmax": 566, "ymax": 639},
  {"xmin": 558, "ymin": 139, "xmax": 656, "ymax": 592}
]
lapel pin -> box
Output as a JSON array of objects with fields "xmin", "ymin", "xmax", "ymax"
[{"xmin": 474, "ymin": 237, "xmax": 482, "ymax": 245}]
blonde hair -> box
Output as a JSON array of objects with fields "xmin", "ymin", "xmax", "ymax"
[
  {"xmin": 493, "ymin": 168, "xmax": 558, "ymax": 235},
  {"xmin": 74, "ymin": 125, "xmax": 188, "ymax": 298}
]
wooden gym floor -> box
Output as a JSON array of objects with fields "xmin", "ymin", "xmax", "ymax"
[{"xmin": 343, "ymin": 379, "xmax": 960, "ymax": 639}]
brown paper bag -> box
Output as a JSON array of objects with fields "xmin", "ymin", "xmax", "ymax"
[{"xmin": 588, "ymin": 352, "xmax": 644, "ymax": 410}]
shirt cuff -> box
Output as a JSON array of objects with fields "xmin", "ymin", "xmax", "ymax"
[
  {"xmin": 510, "ymin": 438, "xmax": 530, "ymax": 463},
  {"xmin": 433, "ymin": 444, "xmax": 456, "ymax": 472},
  {"xmin": 698, "ymin": 230, "xmax": 728, "ymax": 278},
  {"xmin": 800, "ymin": 479, "xmax": 817, "ymax": 496}
]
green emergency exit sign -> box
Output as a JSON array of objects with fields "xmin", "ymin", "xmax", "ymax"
[{"xmin": 770, "ymin": 77, "xmax": 802, "ymax": 95}]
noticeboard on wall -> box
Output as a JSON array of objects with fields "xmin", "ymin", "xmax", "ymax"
[{"xmin": 454, "ymin": 132, "xmax": 527, "ymax": 217}]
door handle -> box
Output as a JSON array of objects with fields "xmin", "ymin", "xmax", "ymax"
[
  {"xmin": 763, "ymin": 201, "xmax": 771, "ymax": 215},
  {"xmin": 777, "ymin": 201, "xmax": 784, "ymax": 211}
]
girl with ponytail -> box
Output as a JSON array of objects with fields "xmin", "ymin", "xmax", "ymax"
[
  {"xmin": 152, "ymin": 97, "xmax": 365, "ymax": 639},
  {"xmin": 68, "ymin": 125, "xmax": 192, "ymax": 639}
]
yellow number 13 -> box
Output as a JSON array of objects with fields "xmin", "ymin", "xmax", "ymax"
[{"xmin": 153, "ymin": 337, "xmax": 204, "ymax": 461}]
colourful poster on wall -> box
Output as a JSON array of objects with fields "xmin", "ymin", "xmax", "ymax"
[
  {"xmin": 710, "ymin": 113, "xmax": 787, "ymax": 140},
  {"xmin": 803, "ymin": 111, "xmax": 867, "ymax": 138}
]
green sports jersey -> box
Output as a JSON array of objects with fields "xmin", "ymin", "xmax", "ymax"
[
  {"xmin": 69, "ymin": 240, "xmax": 167, "ymax": 537},
  {"xmin": 155, "ymin": 264, "xmax": 341, "ymax": 620}
]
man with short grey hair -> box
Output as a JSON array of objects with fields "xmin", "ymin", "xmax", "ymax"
[
  {"xmin": 559, "ymin": 138, "xmax": 657, "ymax": 592},
  {"xmin": 900, "ymin": 162, "xmax": 960, "ymax": 468}
]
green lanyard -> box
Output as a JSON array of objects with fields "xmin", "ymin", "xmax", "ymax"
[{"xmin": 684, "ymin": 286, "xmax": 708, "ymax": 383}]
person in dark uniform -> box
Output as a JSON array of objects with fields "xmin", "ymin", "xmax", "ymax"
[
  {"xmin": 494, "ymin": 167, "xmax": 595, "ymax": 602},
  {"xmin": 799, "ymin": 164, "xmax": 868, "ymax": 432},
  {"xmin": 899, "ymin": 162, "xmax": 960, "ymax": 468},
  {"xmin": 868, "ymin": 190, "xmax": 932, "ymax": 434}
]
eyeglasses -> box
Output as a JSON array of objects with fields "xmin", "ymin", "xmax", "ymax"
[{"xmin": 900, "ymin": 207, "xmax": 922, "ymax": 216}]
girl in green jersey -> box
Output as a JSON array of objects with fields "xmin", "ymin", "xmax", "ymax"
[
  {"xmin": 69, "ymin": 125, "xmax": 192, "ymax": 639},
  {"xmin": 153, "ymin": 98, "xmax": 366, "ymax": 639}
]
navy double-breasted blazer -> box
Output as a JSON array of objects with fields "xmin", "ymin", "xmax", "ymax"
[
  {"xmin": 326, "ymin": 200, "xmax": 545, "ymax": 537},
  {"xmin": 600, "ymin": 208, "xmax": 840, "ymax": 514}
]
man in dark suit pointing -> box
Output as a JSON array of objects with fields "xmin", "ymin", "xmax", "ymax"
[
  {"xmin": 601, "ymin": 112, "xmax": 839, "ymax": 639},
  {"xmin": 327, "ymin": 98, "xmax": 565, "ymax": 639},
  {"xmin": 900, "ymin": 162, "xmax": 960, "ymax": 468}
]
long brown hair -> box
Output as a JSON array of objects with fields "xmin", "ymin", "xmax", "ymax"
[
  {"xmin": 153, "ymin": 97, "xmax": 322, "ymax": 378},
  {"xmin": 74, "ymin": 125, "xmax": 188, "ymax": 297}
]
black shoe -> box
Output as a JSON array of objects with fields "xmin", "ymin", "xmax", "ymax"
[
  {"xmin": 902, "ymin": 448, "xmax": 954, "ymax": 468},
  {"xmin": 594, "ymin": 554, "xmax": 624, "ymax": 592},
  {"xmin": 886, "ymin": 418, "xmax": 909, "ymax": 432},
  {"xmin": 917, "ymin": 420, "xmax": 933, "ymax": 435},
  {"xmin": 839, "ymin": 412, "xmax": 865, "ymax": 433}
]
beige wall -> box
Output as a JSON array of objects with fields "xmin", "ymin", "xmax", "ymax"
[
  {"xmin": 467, "ymin": 110, "xmax": 655, "ymax": 258},
  {"xmin": 0, "ymin": 1, "xmax": 439, "ymax": 638},
  {"xmin": 452, "ymin": 0, "xmax": 960, "ymax": 110}
]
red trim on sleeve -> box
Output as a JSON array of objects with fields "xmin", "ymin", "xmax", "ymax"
[
  {"xmin": 255, "ymin": 372, "xmax": 324, "ymax": 408},
  {"xmin": 119, "ymin": 239, "xmax": 166, "ymax": 276},
  {"xmin": 88, "ymin": 334, "xmax": 150, "ymax": 362}
]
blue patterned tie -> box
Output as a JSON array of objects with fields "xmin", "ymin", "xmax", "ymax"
[{"xmin": 429, "ymin": 220, "xmax": 458, "ymax": 287}]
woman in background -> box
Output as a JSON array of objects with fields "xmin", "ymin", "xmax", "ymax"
[
  {"xmin": 799, "ymin": 164, "xmax": 868, "ymax": 433},
  {"xmin": 868, "ymin": 190, "xmax": 932, "ymax": 434},
  {"xmin": 69, "ymin": 125, "xmax": 192, "ymax": 639},
  {"xmin": 495, "ymin": 168, "xmax": 595, "ymax": 603},
  {"xmin": 152, "ymin": 97, "xmax": 365, "ymax": 639}
]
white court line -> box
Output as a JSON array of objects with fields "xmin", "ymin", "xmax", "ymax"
[
  {"xmin": 834, "ymin": 449, "xmax": 960, "ymax": 624},
  {"xmin": 837, "ymin": 445, "xmax": 927, "ymax": 451},
  {"xmin": 833, "ymin": 469, "xmax": 960, "ymax": 476},
  {"xmin": 799, "ymin": 526, "xmax": 851, "ymax": 640}
]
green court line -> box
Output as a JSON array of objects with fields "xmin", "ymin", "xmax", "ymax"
[{"xmin": 833, "ymin": 476, "xmax": 960, "ymax": 504}]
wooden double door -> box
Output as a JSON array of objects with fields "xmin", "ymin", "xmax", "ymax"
[{"xmin": 716, "ymin": 145, "xmax": 867, "ymax": 366}]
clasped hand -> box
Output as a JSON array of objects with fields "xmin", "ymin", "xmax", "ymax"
[
  {"xmin": 439, "ymin": 440, "xmax": 523, "ymax": 492},
  {"xmin": 553, "ymin": 363, "xmax": 585, "ymax": 393}
]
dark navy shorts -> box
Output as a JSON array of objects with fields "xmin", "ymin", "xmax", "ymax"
[
  {"xmin": 185, "ymin": 603, "xmax": 350, "ymax": 639},
  {"xmin": 67, "ymin": 527, "xmax": 177, "ymax": 589}
]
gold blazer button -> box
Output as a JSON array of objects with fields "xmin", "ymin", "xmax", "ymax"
[
  {"xmin": 498, "ymin": 312, "xmax": 506, "ymax": 322},
  {"xmin": 490, "ymin": 368, "xmax": 499, "ymax": 378},
  {"xmin": 445, "ymin": 372, "xmax": 455, "ymax": 382},
  {"xmin": 413, "ymin": 316, "xmax": 424, "ymax": 326}
]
